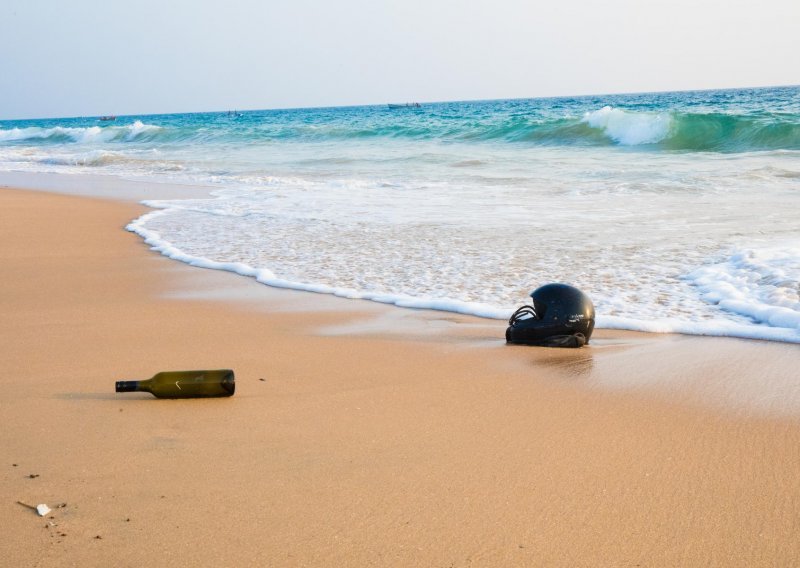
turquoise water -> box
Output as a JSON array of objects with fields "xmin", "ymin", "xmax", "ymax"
[
  {"xmin": 3, "ymin": 86, "xmax": 800, "ymax": 151},
  {"xmin": 2, "ymin": 86, "xmax": 800, "ymax": 342}
]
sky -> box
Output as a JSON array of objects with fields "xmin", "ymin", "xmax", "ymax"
[{"xmin": 1, "ymin": 0, "xmax": 798, "ymax": 120}]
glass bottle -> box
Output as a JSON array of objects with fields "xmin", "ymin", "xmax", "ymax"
[{"xmin": 115, "ymin": 369, "xmax": 235, "ymax": 398}]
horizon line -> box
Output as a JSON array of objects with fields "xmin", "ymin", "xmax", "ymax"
[{"xmin": 2, "ymin": 83, "xmax": 798, "ymax": 123}]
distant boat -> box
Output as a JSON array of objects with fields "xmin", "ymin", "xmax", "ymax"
[
  {"xmin": 99, "ymin": 116, "xmax": 116, "ymax": 121},
  {"xmin": 387, "ymin": 103, "xmax": 421, "ymax": 109}
]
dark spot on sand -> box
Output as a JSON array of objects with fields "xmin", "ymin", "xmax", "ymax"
[{"xmin": 27, "ymin": 473, "xmax": 39, "ymax": 479}]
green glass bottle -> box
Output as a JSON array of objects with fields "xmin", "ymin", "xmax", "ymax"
[{"xmin": 115, "ymin": 369, "xmax": 235, "ymax": 398}]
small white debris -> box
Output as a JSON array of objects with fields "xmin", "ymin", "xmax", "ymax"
[{"xmin": 36, "ymin": 504, "xmax": 51, "ymax": 516}]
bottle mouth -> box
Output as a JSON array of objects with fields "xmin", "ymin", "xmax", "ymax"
[
  {"xmin": 221, "ymin": 371, "xmax": 236, "ymax": 395},
  {"xmin": 115, "ymin": 380, "xmax": 138, "ymax": 392}
]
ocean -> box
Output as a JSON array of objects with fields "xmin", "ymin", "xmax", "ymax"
[{"xmin": 2, "ymin": 86, "xmax": 799, "ymax": 343}]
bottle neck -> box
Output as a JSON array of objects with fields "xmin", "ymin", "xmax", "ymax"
[{"xmin": 115, "ymin": 380, "xmax": 140, "ymax": 392}]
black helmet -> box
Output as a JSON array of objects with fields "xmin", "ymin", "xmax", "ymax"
[{"xmin": 505, "ymin": 283, "xmax": 595, "ymax": 347}]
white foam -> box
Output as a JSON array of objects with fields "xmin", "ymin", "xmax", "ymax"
[
  {"xmin": 126, "ymin": 207, "xmax": 800, "ymax": 344},
  {"xmin": 0, "ymin": 121, "xmax": 161, "ymax": 144},
  {"xmin": 686, "ymin": 244, "xmax": 800, "ymax": 332},
  {"xmin": 126, "ymin": 209, "xmax": 512, "ymax": 320},
  {"xmin": 117, "ymin": 139, "xmax": 800, "ymax": 345},
  {"xmin": 125, "ymin": 120, "xmax": 161, "ymax": 140},
  {"xmin": 582, "ymin": 106, "xmax": 672, "ymax": 145},
  {"xmin": 598, "ymin": 315, "xmax": 800, "ymax": 343},
  {"xmin": 0, "ymin": 126, "xmax": 41, "ymax": 142}
]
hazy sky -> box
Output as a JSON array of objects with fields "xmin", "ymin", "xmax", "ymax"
[{"xmin": 1, "ymin": 0, "xmax": 798, "ymax": 119}]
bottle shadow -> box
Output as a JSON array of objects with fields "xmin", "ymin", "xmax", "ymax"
[{"xmin": 54, "ymin": 392, "xmax": 130, "ymax": 400}]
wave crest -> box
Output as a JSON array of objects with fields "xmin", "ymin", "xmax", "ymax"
[
  {"xmin": 0, "ymin": 120, "xmax": 162, "ymax": 144},
  {"xmin": 582, "ymin": 106, "xmax": 672, "ymax": 145},
  {"xmin": 2, "ymin": 104, "xmax": 799, "ymax": 153}
]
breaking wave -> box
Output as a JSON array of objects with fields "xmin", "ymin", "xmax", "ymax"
[
  {"xmin": 0, "ymin": 106, "xmax": 800, "ymax": 153},
  {"xmin": 0, "ymin": 120, "xmax": 163, "ymax": 144}
]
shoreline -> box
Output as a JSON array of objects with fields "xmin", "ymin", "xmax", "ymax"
[
  {"xmin": 4, "ymin": 169, "xmax": 798, "ymax": 346},
  {"xmin": 1, "ymin": 185, "xmax": 799, "ymax": 566}
]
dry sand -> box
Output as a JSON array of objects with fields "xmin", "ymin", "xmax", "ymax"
[{"xmin": 1, "ymin": 187, "xmax": 799, "ymax": 567}]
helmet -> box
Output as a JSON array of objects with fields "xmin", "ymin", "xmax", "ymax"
[{"xmin": 505, "ymin": 283, "xmax": 595, "ymax": 346}]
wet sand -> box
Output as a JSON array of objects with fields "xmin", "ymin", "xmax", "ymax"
[{"xmin": 1, "ymin": 186, "xmax": 799, "ymax": 567}]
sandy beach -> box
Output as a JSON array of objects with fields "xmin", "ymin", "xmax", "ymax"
[{"xmin": 2, "ymin": 185, "xmax": 799, "ymax": 567}]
